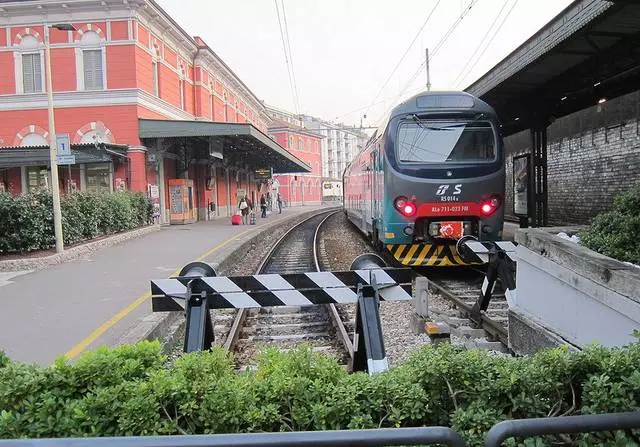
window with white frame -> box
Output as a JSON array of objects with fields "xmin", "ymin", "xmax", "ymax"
[
  {"xmin": 210, "ymin": 93, "xmax": 214, "ymax": 120},
  {"xmin": 79, "ymin": 32, "xmax": 105, "ymax": 91},
  {"xmin": 83, "ymin": 49, "xmax": 103, "ymax": 90},
  {"xmin": 152, "ymin": 60, "xmax": 159, "ymax": 96},
  {"xmin": 22, "ymin": 53, "xmax": 42, "ymax": 93},
  {"xmin": 179, "ymin": 79, "xmax": 185, "ymax": 110}
]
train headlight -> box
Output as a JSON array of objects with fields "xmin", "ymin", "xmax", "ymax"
[
  {"xmin": 394, "ymin": 196, "xmax": 417, "ymax": 217},
  {"xmin": 480, "ymin": 194, "xmax": 502, "ymax": 216}
]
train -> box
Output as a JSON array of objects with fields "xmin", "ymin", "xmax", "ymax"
[
  {"xmin": 322, "ymin": 181, "xmax": 343, "ymax": 202},
  {"xmin": 343, "ymin": 91, "xmax": 505, "ymax": 267}
]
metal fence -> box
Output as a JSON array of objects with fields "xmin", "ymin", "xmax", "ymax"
[{"xmin": 1, "ymin": 412, "xmax": 639, "ymax": 447}]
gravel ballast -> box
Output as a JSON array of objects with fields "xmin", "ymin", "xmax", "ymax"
[{"xmin": 320, "ymin": 212, "xmax": 432, "ymax": 367}]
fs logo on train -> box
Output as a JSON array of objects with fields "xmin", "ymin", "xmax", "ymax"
[{"xmin": 436, "ymin": 184, "xmax": 462, "ymax": 202}]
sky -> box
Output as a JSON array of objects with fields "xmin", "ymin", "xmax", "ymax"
[{"xmin": 155, "ymin": 0, "xmax": 573, "ymax": 129}]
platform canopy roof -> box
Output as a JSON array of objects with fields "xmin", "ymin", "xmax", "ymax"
[
  {"xmin": 465, "ymin": 0, "xmax": 640, "ymax": 135},
  {"xmin": 0, "ymin": 143, "xmax": 127, "ymax": 168},
  {"xmin": 138, "ymin": 119, "xmax": 311, "ymax": 174}
]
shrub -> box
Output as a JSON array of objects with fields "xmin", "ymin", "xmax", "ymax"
[
  {"xmin": 0, "ymin": 341, "xmax": 639, "ymax": 445},
  {"xmin": 581, "ymin": 183, "xmax": 640, "ymax": 264},
  {"xmin": 0, "ymin": 190, "xmax": 153, "ymax": 253}
]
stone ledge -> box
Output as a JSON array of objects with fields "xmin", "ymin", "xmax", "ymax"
[
  {"xmin": 0, "ymin": 225, "xmax": 161, "ymax": 273},
  {"xmin": 508, "ymin": 308, "xmax": 580, "ymax": 356},
  {"xmin": 515, "ymin": 227, "xmax": 640, "ymax": 303}
]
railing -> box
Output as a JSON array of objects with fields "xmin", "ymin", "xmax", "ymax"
[
  {"xmin": 2, "ymin": 413, "xmax": 639, "ymax": 446},
  {"xmin": 0, "ymin": 427, "xmax": 466, "ymax": 447}
]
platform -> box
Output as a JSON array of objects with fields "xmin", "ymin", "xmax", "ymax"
[{"xmin": 0, "ymin": 206, "xmax": 327, "ymax": 365}]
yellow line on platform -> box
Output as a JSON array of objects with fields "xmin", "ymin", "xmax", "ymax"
[{"xmin": 64, "ymin": 227, "xmax": 256, "ymax": 360}]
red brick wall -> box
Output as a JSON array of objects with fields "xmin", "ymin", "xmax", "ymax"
[
  {"xmin": 51, "ymin": 48, "xmax": 77, "ymax": 92},
  {"xmin": 110, "ymin": 21, "xmax": 129, "ymax": 41},
  {"xmin": 127, "ymin": 150, "xmax": 147, "ymax": 193},
  {"xmin": 135, "ymin": 46, "xmax": 154, "ymax": 94},
  {"xmin": 107, "ymin": 45, "xmax": 136, "ymax": 89},
  {"xmin": 0, "ymin": 52, "xmax": 14, "ymax": 94},
  {"xmin": 0, "ymin": 105, "xmax": 140, "ymax": 148}
]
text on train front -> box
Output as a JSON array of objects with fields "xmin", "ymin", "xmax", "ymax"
[{"xmin": 386, "ymin": 114, "xmax": 504, "ymax": 245}]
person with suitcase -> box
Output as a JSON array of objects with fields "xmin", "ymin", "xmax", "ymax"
[{"xmin": 239, "ymin": 196, "xmax": 250, "ymax": 224}]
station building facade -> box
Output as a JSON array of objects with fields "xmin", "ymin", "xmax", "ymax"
[
  {"xmin": 0, "ymin": 0, "xmax": 308, "ymax": 223},
  {"xmin": 267, "ymin": 117, "xmax": 323, "ymax": 206}
]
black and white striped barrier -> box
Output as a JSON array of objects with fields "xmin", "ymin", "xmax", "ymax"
[
  {"xmin": 456, "ymin": 237, "xmax": 517, "ymax": 325},
  {"xmin": 350, "ymin": 254, "xmax": 393, "ymax": 375},
  {"xmin": 150, "ymin": 256, "xmax": 413, "ymax": 375}
]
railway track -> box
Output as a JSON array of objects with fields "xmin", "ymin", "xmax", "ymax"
[
  {"xmin": 422, "ymin": 268, "xmax": 509, "ymax": 348},
  {"xmin": 222, "ymin": 210, "xmax": 353, "ymax": 370}
]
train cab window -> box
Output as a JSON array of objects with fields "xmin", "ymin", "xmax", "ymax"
[{"xmin": 396, "ymin": 120, "xmax": 496, "ymax": 163}]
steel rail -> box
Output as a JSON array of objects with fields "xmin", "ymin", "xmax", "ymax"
[
  {"xmin": 425, "ymin": 277, "xmax": 508, "ymax": 345},
  {"xmin": 313, "ymin": 211, "xmax": 354, "ymax": 361},
  {"xmin": 223, "ymin": 208, "xmax": 347, "ymax": 354}
]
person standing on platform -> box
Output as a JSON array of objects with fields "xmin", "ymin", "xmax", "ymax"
[
  {"xmin": 239, "ymin": 195, "xmax": 250, "ymax": 224},
  {"xmin": 260, "ymin": 193, "xmax": 267, "ymax": 218},
  {"xmin": 277, "ymin": 193, "xmax": 283, "ymax": 214}
]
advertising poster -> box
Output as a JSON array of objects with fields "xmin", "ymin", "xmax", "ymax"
[{"xmin": 513, "ymin": 154, "xmax": 530, "ymax": 216}]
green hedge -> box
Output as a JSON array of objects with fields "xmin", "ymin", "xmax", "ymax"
[
  {"xmin": 0, "ymin": 190, "xmax": 153, "ymax": 253},
  {"xmin": 581, "ymin": 183, "xmax": 640, "ymax": 264},
  {"xmin": 1, "ymin": 341, "xmax": 639, "ymax": 445}
]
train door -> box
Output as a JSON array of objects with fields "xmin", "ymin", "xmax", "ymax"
[{"xmin": 369, "ymin": 151, "xmax": 376, "ymax": 234}]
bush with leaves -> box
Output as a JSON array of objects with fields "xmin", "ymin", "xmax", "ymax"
[
  {"xmin": 581, "ymin": 183, "xmax": 640, "ymax": 264},
  {"xmin": 0, "ymin": 190, "xmax": 153, "ymax": 253},
  {"xmin": 1, "ymin": 340, "xmax": 639, "ymax": 445}
]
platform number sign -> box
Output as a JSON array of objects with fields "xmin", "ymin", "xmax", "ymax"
[
  {"xmin": 55, "ymin": 134, "xmax": 75, "ymax": 165},
  {"xmin": 56, "ymin": 134, "xmax": 71, "ymax": 156}
]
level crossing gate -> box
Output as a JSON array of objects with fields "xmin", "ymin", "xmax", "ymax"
[{"xmin": 151, "ymin": 259, "xmax": 413, "ymax": 374}]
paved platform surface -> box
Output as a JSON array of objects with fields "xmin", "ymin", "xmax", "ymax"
[{"xmin": 0, "ymin": 205, "xmax": 327, "ymax": 365}]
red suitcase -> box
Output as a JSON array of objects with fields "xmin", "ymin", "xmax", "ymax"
[{"xmin": 231, "ymin": 214, "xmax": 242, "ymax": 225}]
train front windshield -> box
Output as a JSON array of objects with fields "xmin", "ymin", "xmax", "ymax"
[{"xmin": 396, "ymin": 119, "xmax": 496, "ymax": 164}]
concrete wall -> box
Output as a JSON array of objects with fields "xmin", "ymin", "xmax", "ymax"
[
  {"xmin": 504, "ymin": 90, "xmax": 640, "ymax": 225},
  {"xmin": 509, "ymin": 227, "xmax": 640, "ymax": 355}
]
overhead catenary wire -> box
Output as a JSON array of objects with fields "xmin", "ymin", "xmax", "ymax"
[
  {"xmin": 450, "ymin": 0, "xmax": 509, "ymax": 89},
  {"xmin": 374, "ymin": 0, "xmax": 480, "ymax": 125},
  {"xmin": 280, "ymin": 0, "xmax": 301, "ymax": 114},
  {"xmin": 454, "ymin": 0, "xmax": 519, "ymax": 89},
  {"xmin": 364, "ymin": 0, "xmax": 442, "ymax": 117},
  {"xmin": 274, "ymin": 0, "xmax": 300, "ymax": 114}
]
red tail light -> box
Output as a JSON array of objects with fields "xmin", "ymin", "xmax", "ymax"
[
  {"xmin": 480, "ymin": 194, "xmax": 501, "ymax": 216},
  {"xmin": 394, "ymin": 196, "xmax": 417, "ymax": 217}
]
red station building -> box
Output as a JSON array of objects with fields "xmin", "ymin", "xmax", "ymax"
[
  {"xmin": 268, "ymin": 119, "xmax": 323, "ymax": 206},
  {"xmin": 0, "ymin": 0, "xmax": 309, "ymax": 223}
]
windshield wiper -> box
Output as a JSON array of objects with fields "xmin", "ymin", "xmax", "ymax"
[{"xmin": 411, "ymin": 114, "xmax": 453, "ymax": 131}]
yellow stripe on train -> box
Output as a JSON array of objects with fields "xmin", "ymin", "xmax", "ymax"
[{"xmin": 385, "ymin": 244, "xmax": 484, "ymax": 267}]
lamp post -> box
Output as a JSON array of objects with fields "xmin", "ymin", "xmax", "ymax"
[{"xmin": 45, "ymin": 23, "xmax": 75, "ymax": 253}]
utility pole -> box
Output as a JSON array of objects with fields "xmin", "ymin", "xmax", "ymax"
[{"xmin": 425, "ymin": 48, "xmax": 431, "ymax": 91}]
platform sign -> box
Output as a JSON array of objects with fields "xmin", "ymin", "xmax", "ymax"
[
  {"xmin": 56, "ymin": 154, "xmax": 76, "ymax": 165},
  {"xmin": 513, "ymin": 154, "xmax": 530, "ymax": 216},
  {"xmin": 56, "ymin": 134, "xmax": 71, "ymax": 156},
  {"xmin": 254, "ymin": 168, "xmax": 271, "ymax": 180}
]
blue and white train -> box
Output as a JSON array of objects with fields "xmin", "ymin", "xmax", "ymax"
[{"xmin": 343, "ymin": 91, "xmax": 505, "ymax": 266}]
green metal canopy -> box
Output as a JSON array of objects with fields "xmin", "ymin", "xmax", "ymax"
[
  {"xmin": 138, "ymin": 119, "xmax": 311, "ymax": 174},
  {"xmin": 0, "ymin": 144, "xmax": 127, "ymax": 168}
]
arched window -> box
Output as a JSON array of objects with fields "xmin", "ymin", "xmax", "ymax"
[
  {"xmin": 18, "ymin": 34, "xmax": 43, "ymax": 94},
  {"xmin": 298, "ymin": 138, "xmax": 304, "ymax": 151},
  {"xmin": 79, "ymin": 31, "xmax": 104, "ymax": 90},
  {"xmin": 289, "ymin": 136, "xmax": 294, "ymax": 149},
  {"xmin": 21, "ymin": 133, "xmax": 47, "ymax": 146}
]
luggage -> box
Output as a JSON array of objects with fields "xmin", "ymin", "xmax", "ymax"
[{"xmin": 231, "ymin": 213, "xmax": 242, "ymax": 225}]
